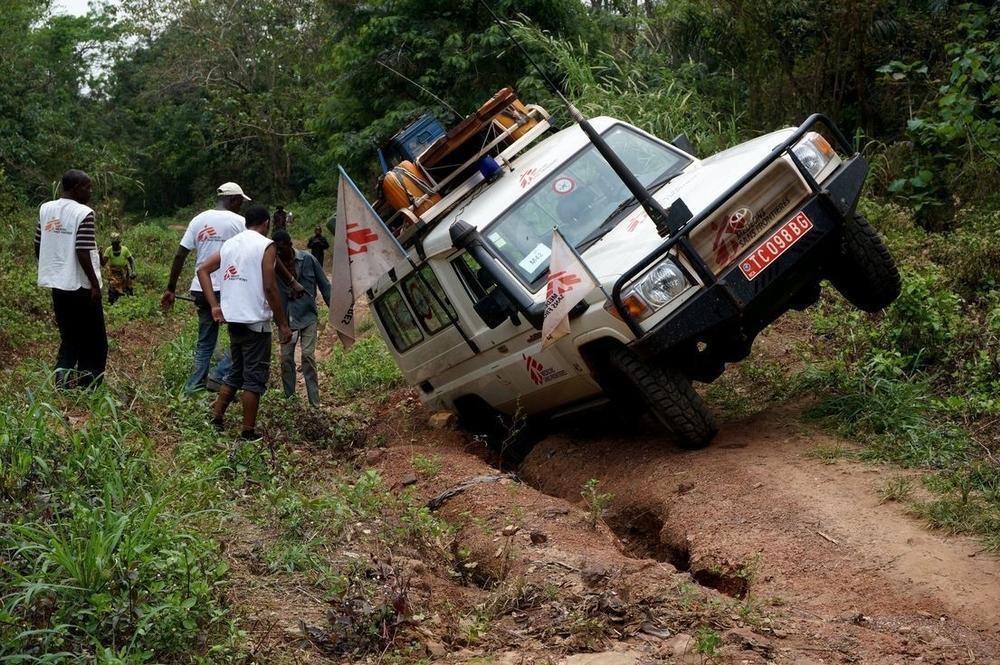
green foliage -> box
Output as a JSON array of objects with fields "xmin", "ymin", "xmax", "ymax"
[
  {"xmin": 580, "ymin": 478, "xmax": 613, "ymax": 530},
  {"xmin": 882, "ymin": 3, "xmax": 1000, "ymax": 221},
  {"xmin": 877, "ymin": 477, "xmax": 914, "ymax": 504},
  {"xmin": 804, "ymin": 199, "xmax": 998, "ymax": 549},
  {"xmin": 0, "ymin": 373, "xmax": 237, "ymax": 661},
  {"xmin": 514, "ymin": 23, "xmax": 739, "ymax": 155},
  {"xmin": 695, "ymin": 626, "xmax": 722, "ymax": 657},
  {"xmin": 323, "ymin": 333, "xmax": 404, "ymax": 400}
]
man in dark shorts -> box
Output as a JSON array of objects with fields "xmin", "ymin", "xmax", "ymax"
[{"xmin": 196, "ymin": 206, "xmax": 291, "ymax": 440}]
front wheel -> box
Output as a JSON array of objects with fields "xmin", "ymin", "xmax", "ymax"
[
  {"xmin": 827, "ymin": 213, "xmax": 901, "ymax": 312},
  {"xmin": 605, "ymin": 346, "xmax": 718, "ymax": 449}
]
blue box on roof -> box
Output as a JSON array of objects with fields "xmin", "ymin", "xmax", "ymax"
[{"xmin": 384, "ymin": 115, "xmax": 446, "ymax": 168}]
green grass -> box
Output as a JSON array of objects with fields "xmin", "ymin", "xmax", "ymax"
[
  {"xmin": 0, "ymin": 368, "xmax": 241, "ymax": 662},
  {"xmin": 800, "ymin": 198, "xmax": 1000, "ymax": 550},
  {"xmin": 323, "ymin": 333, "xmax": 403, "ymax": 400}
]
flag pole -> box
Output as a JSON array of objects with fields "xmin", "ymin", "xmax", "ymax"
[{"xmin": 338, "ymin": 166, "xmax": 480, "ymax": 354}]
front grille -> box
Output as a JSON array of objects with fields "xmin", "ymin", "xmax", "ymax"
[{"xmin": 688, "ymin": 158, "xmax": 810, "ymax": 275}]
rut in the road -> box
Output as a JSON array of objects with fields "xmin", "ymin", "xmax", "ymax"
[{"xmin": 604, "ymin": 502, "xmax": 752, "ymax": 598}]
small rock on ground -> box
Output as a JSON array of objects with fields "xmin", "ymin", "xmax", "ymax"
[{"xmin": 428, "ymin": 411, "xmax": 457, "ymax": 430}]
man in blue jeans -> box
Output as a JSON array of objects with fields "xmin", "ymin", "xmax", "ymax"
[{"xmin": 161, "ymin": 183, "xmax": 251, "ymax": 393}]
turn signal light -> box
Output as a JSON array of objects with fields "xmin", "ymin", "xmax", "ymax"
[{"xmin": 622, "ymin": 293, "xmax": 648, "ymax": 318}]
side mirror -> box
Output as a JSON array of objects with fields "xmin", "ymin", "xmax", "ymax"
[
  {"xmin": 671, "ymin": 134, "xmax": 697, "ymax": 157},
  {"xmin": 473, "ymin": 288, "xmax": 521, "ymax": 329}
]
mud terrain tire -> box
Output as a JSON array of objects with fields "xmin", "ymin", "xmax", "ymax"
[
  {"xmin": 606, "ymin": 346, "xmax": 718, "ymax": 449},
  {"xmin": 828, "ymin": 213, "xmax": 901, "ymax": 312}
]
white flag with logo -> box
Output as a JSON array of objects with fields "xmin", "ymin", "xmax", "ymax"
[
  {"xmin": 330, "ymin": 166, "xmax": 407, "ymax": 349},
  {"xmin": 542, "ymin": 229, "xmax": 601, "ymax": 349}
]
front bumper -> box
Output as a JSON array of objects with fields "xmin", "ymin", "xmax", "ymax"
[{"xmin": 630, "ymin": 152, "xmax": 866, "ymax": 359}]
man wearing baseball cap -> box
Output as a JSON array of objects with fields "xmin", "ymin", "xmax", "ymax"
[{"xmin": 161, "ymin": 182, "xmax": 252, "ymax": 393}]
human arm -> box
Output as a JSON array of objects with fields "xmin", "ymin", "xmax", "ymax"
[
  {"xmin": 312, "ymin": 255, "xmax": 331, "ymax": 307},
  {"xmin": 276, "ymin": 257, "xmax": 305, "ymax": 299},
  {"xmin": 75, "ymin": 214, "xmax": 101, "ymax": 302},
  {"xmin": 196, "ymin": 251, "xmax": 223, "ymax": 321},
  {"xmin": 161, "ymin": 245, "xmax": 191, "ymax": 309},
  {"xmin": 262, "ymin": 245, "xmax": 291, "ymax": 343},
  {"xmin": 127, "ymin": 248, "xmax": 136, "ymax": 275},
  {"xmin": 34, "ymin": 220, "xmax": 40, "ymax": 259}
]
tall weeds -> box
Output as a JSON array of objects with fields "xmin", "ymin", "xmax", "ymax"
[{"xmin": 0, "ymin": 369, "xmax": 236, "ymax": 662}]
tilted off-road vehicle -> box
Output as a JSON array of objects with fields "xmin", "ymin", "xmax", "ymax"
[{"xmin": 363, "ymin": 88, "xmax": 901, "ymax": 448}]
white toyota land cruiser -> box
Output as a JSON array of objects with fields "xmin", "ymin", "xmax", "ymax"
[{"xmin": 364, "ymin": 89, "xmax": 901, "ymax": 449}]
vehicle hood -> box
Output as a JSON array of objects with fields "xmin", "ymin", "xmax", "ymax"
[{"xmin": 579, "ymin": 127, "xmax": 797, "ymax": 287}]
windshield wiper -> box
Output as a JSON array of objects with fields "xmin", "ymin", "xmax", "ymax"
[{"xmin": 578, "ymin": 171, "xmax": 684, "ymax": 248}]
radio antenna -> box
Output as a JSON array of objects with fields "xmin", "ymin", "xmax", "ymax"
[
  {"xmin": 376, "ymin": 59, "xmax": 462, "ymax": 119},
  {"xmin": 476, "ymin": 0, "xmax": 678, "ymax": 236}
]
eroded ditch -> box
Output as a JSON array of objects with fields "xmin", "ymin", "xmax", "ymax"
[{"xmin": 510, "ymin": 440, "xmax": 753, "ymax": 600}]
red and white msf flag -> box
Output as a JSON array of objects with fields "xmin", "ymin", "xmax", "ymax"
[
  {"xmin": 541, "ymin": 229, "xmax": 601, "ymax": 349},
  {"xmin": 330, "ymin": 166, "xmax": 406, "ymax": 348}
]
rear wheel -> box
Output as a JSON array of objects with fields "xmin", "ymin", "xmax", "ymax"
[
  {"xmin": 828, "ymin": 213, "xmax": 901, "ymax": 312},
  {"xmin": 605, "ymin": 346, "xmax": 718, "ymax": 449}
]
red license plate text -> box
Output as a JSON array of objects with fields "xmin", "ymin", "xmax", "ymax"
[{"xmin": 739, "ymin": 212, "xmax": 813, "ymax": 281}]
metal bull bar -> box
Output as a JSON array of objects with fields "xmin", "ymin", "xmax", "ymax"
[{"xmin": 611, "ymin": 113, "xmax": 856, "ymax": 338}]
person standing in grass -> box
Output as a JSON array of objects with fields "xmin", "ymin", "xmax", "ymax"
[
  {"xmin": 101, "ymin": 231, "xmax": 135, "ymax": 304},
  {"xmin": 197, "ymin": 206, "xmax": 291, "ymax": 441},
  {"xmin": 36, "ymin": 169, "xmax": 107, "ymax": 388},
  {"xmin": 273, "ymin": 230, "xmax": 331, "ymax": 407},
  {"xmin": 161, "ymin": 182, "xmax": 250, "ymax": 393},
  {"xmin": 306, "ymin": 225, "xmax": 330, "ymax": 267}
]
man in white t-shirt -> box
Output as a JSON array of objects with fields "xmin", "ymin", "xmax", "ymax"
[
  {"xmin": 35, "ymin": 169, "xmax": 107, "ymax": 388},
  {"xmin": 161, "ymin": 182, "xmax": 250, "ymax": 393},
  {"xmin": 197, "ymin": 206, "xmax": 291, "ymax": 441}
]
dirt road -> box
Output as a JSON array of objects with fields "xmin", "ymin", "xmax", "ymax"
[{"xmin": 511, "ymin": 408, "xmax": 1000, "ymax": 662}]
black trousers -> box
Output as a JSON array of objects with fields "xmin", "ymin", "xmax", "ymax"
[{"xmin": 52, "ymin": 288, "xmax": 108, "ymax": 387}]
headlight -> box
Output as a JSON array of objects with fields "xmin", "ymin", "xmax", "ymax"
[
  {"xmin": 792, "ymin": 132, "xmax": 836, "ymax": 179},
  {"xmin": 618, "ymin": 257, "xmax": 690, "ymax": 321},
  {"xmin": 637, "ymin": 260, "xmax": 687, "ymax": 307}
]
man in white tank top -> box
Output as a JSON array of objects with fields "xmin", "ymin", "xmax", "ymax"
[
  {"xmin": 161, "ymin": 182, "xmax": 250, "ymax": 394},
  {"xmin": 197, "ymin": 206, "xmax": 291, "ymax": 441},
  {"xmin": 35, "ymin": 169, "xmax": 107, "ymax": 388}
]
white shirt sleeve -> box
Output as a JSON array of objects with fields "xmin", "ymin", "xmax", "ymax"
[{"xmin": 179, "ymin": 219, "xmax": 197, "ymax": 250}]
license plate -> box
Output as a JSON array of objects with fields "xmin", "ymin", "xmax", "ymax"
[{"xmin": 739, "ymin": 212, "xmax": 813, "ymax": 281}]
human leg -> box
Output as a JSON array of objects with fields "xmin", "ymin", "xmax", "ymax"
[
  {"xmin": 77, "ymin": 291, "xmax": 108, "ymax": 388},
  {"xmin": 240, "ymin": 391, "xmax": 261, "ymax": 435},
  {"xmin": 207, "ymin": 291, "xmax": 232, "ymax": 386},
  {"xmin": 183, "ymin": 291, "xmax": 219, "ymax": 393},
  {"xmin": 237, "ymin": 328, "xmax": 272, "ymax": 435},
  {"xmin": 299, "ymin": 323, "xmax": 320, "ymax": 407},
  {"xmin": 279, "ymin": 333, "xmax": 297, "ymax": 398},
  {"xmin": 51, "ymin": 288, "xmax": 82, "ymax": 386},
  {"xmin": 213, "ymin": 323, "xmax": 246, "ymax": 422}
]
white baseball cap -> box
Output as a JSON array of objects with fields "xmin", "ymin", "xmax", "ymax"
[{"xmin": 217, "ymin": 182, "xmax": 251, "ymax": 201}]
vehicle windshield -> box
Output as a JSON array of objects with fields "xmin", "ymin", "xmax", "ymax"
[{"xmin": 484, "ymin": 125, "xmax": 688, "ymax": 288}]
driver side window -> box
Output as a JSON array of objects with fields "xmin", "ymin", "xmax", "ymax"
[{"xmin": 452, "ymin": 252, "xmax": 516, "ymax": 329}]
